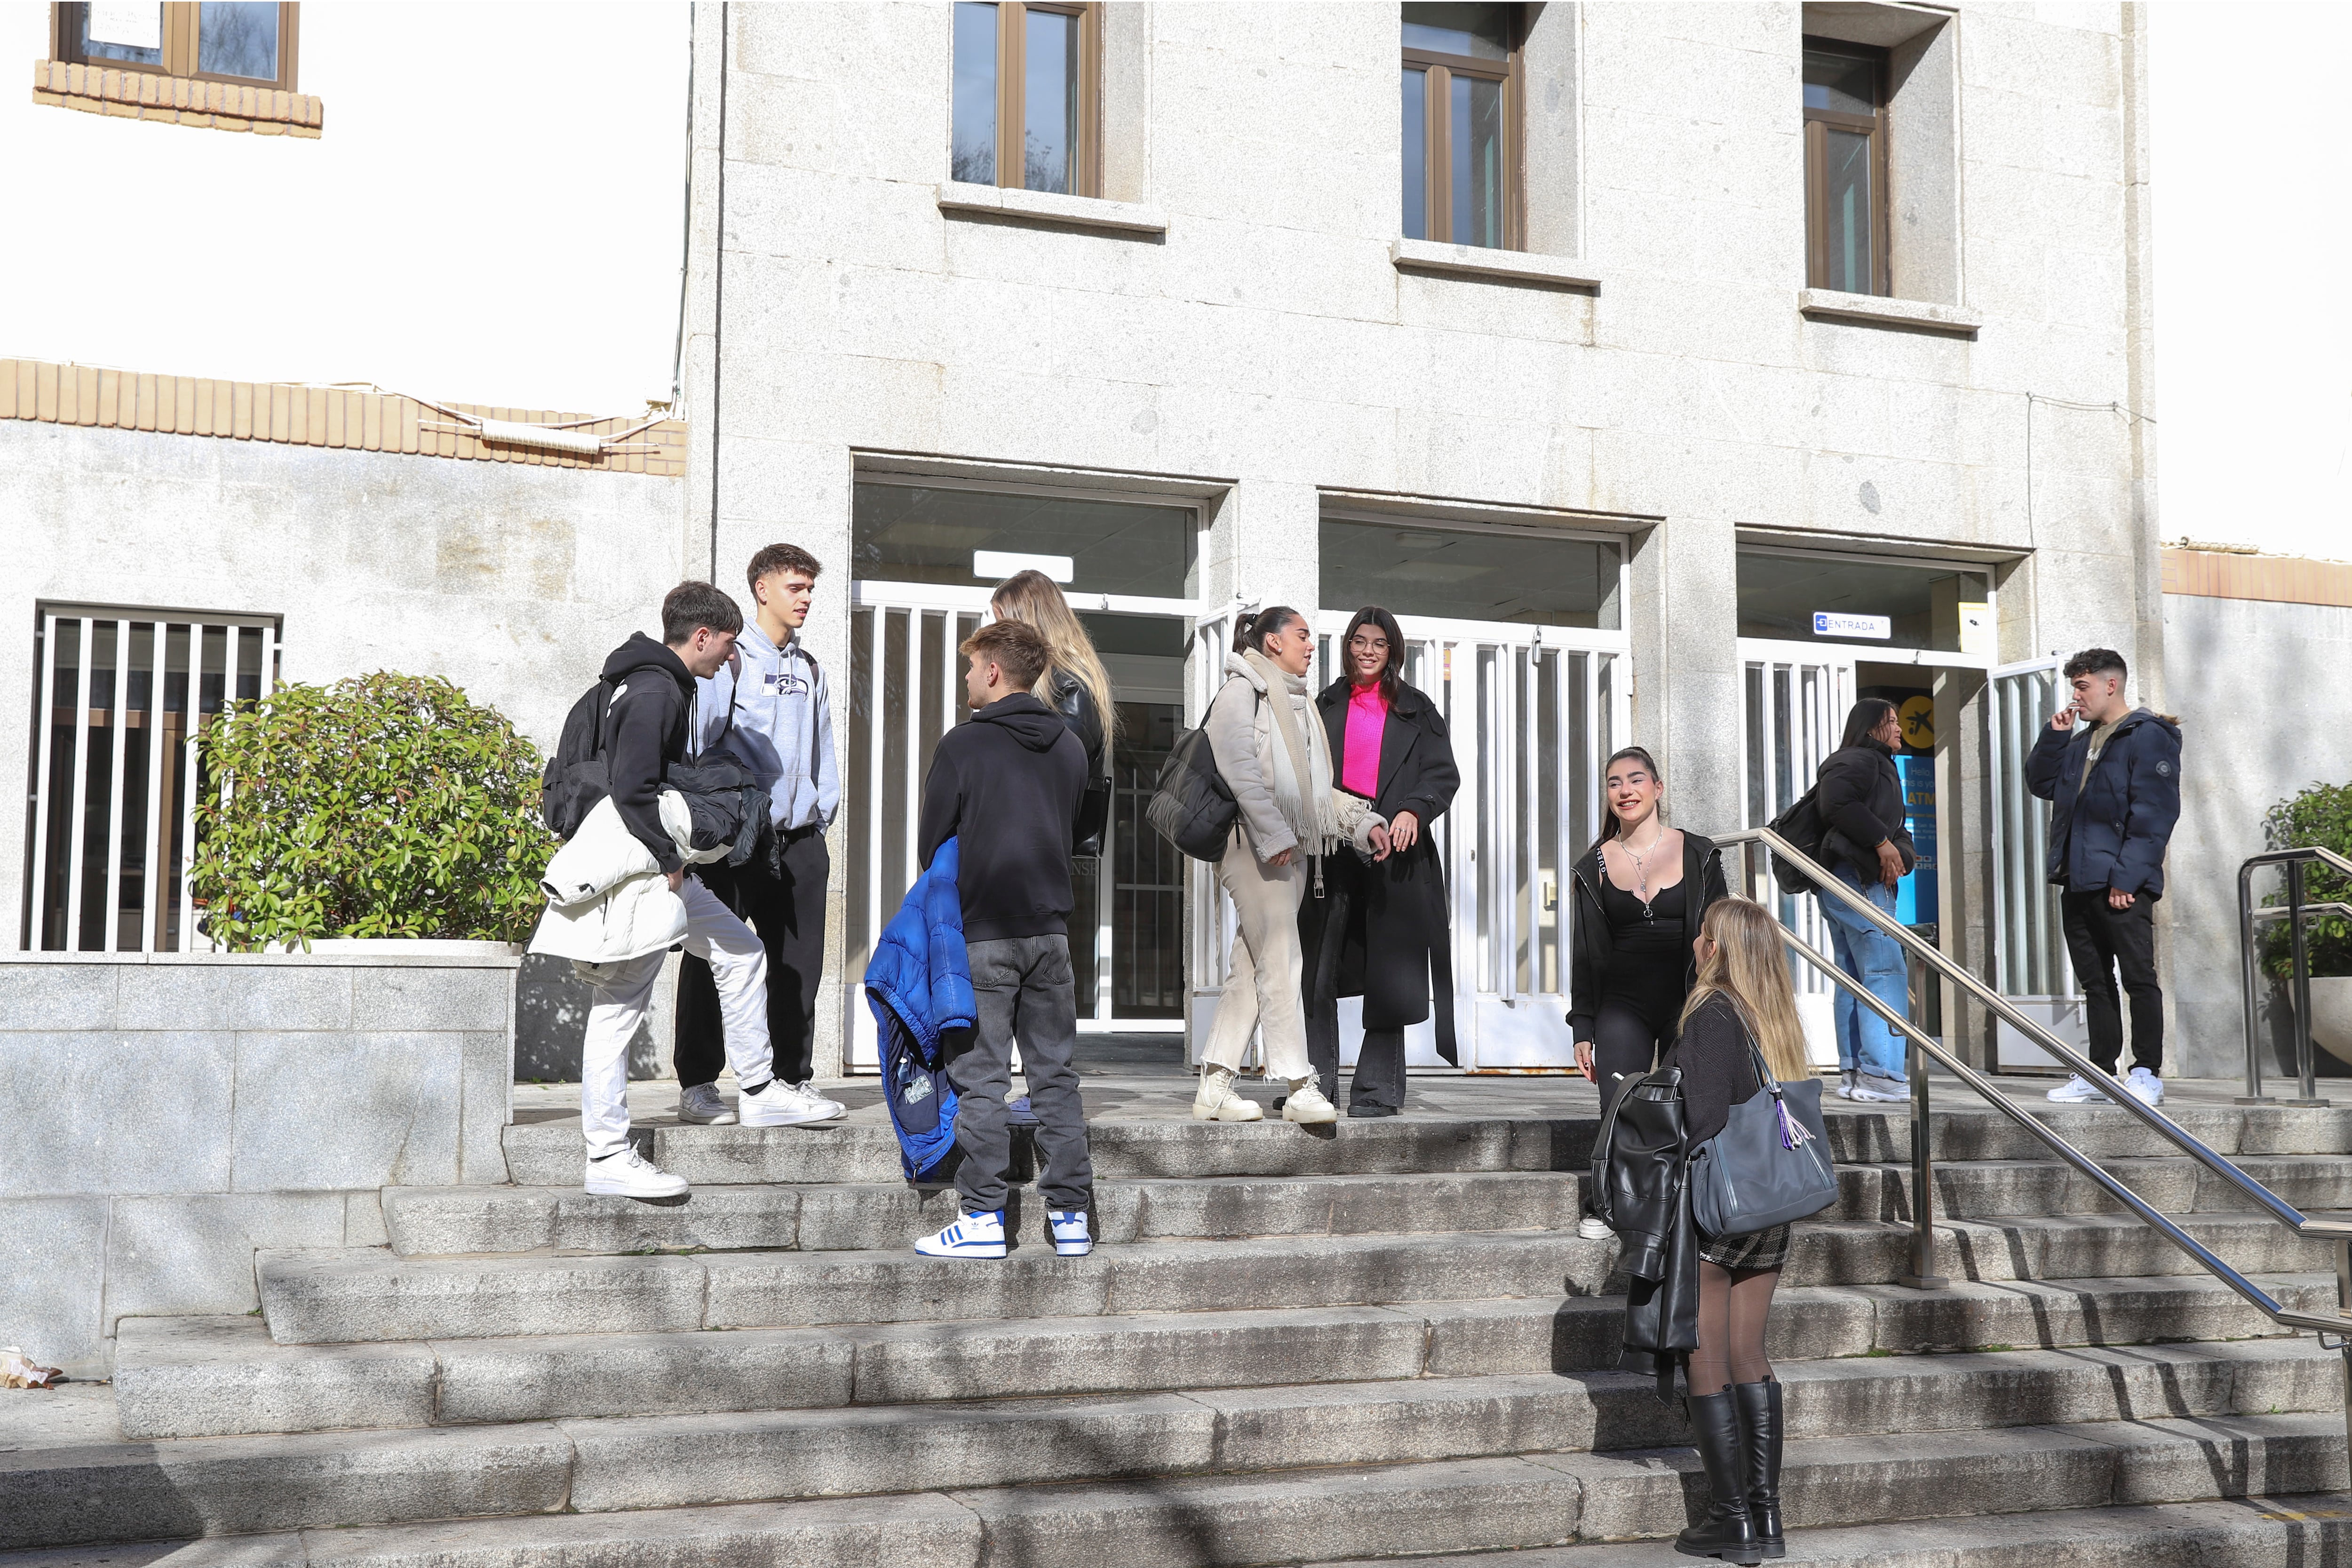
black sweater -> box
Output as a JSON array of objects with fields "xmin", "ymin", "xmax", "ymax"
[
  {"xmin": 916, "ymin": 693, "xmax": 1088, "ymax": 942},
  {"xmin": 600, "ymin": 633, "xmax": 698, "ymax": 873},
  {"xmin": 1658, "ymin": 992, "xmax": 1767, "ymax": 1148}
]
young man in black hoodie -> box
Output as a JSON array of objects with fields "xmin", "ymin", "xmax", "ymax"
[
  {"xmin": 911, "ymin": 619, "xmax": 1093, "ymax": 1258},
  {"xmin": 576, "ymin": 582, "xmax": 817, "ymax": 1202}
]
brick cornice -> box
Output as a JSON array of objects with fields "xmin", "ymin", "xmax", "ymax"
[
  {"xmin": 2162, "ymin": 547, "xmax": 2352, "ymax": 610},
  {"xmin": 1, "ymin": 358, "xmax": 685, "ymax": 478},
  {"xmin": 32, "ymin": 59, "xmax": 324, "ymax": 137}
]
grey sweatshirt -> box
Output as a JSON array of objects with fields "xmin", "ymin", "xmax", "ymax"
[{"xmin": 695, "ymin": 621, "xmax": 840, "ymax": 833}]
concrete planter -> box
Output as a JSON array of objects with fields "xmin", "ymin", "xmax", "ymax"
[
  {"xmin": 2305, "ymin": 977, "xmax": 2352, "ymax": 1067},
  {"xmin": 0, "ymin": 949, "xmax": 517, "ymax": 1376}
]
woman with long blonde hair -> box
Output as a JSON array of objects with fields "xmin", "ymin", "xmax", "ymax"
[
  {"xmin": 1658, "ymin": 895, "xmax": 1812, "ymax": 1563},
  {"xmin": 989, "ymin": 570, "xmax": 1117, "ymax": 853}
]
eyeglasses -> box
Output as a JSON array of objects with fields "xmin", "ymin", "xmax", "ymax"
[{"xmin": 1349, "ymin": 636, "xmax": 1390, "ymax": 653}]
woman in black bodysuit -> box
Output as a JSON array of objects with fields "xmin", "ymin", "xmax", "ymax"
[{"xmin": 1568, "ymin": 747, "xmax": 1726, "ymax": 1239}]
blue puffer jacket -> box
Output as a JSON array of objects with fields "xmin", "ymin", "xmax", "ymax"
[
  {"xmin": 2026, "ymin": 707, "xmax": 2183, "ymax": 898},
  {"xmin": 862, "ymin": 837, "xmax": 974, "ymax": 1181}
]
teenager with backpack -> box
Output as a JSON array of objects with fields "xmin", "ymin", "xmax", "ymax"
[
  {"xmin": 911, "ymin": 619, "xmax": 1095, "ymax": 1259},
  {"xmin": 671, "ymin": 543, "xmax": 844, "ymax": 1129},
  {"xmin": 1813, "ymin": 699, "xmax": 1918, "ymax": 1104},
  {"xmin": 534, "ymin": 582, "xmax": 815, "ymax": 1200}
]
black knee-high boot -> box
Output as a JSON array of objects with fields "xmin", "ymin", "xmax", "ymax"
[
  {"xmin": 1733, "ymin": 1380, "xmax": 1785, "ymax": 1559},
  {"xmin": 1676, "ymin": 1389, "xmax": 1761, "ymax": 1564}
]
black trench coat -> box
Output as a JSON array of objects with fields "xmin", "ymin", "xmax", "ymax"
[{"xmin": 1299, "ymin": 677, "xmax": 1462, "ymax": 1062}]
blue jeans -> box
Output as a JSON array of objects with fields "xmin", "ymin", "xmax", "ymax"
[{"xmin": 1820, "ymin": 868, "xmax": 1910, "ymax": 1082}]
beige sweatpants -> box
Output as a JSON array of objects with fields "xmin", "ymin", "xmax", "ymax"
[{"xmin": 1201, "ymin": 827, "xmax": 1311, "ymax": 1081}]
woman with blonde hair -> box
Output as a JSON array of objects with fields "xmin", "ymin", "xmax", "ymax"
[
  {"xmin": 1658, "ymin": 895, "xmax": 1815, "ymax": 1563},
  {"xmin": 990, "ymin": 569, "xmax": 1115, "ymax": 854}
]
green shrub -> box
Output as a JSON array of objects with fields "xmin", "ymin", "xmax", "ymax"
[
  {"xmin": 188, "ymin": 672, "xmax": 558, "ymax": 952},
  {"xmin": 2259, "ymin": 777, "xmax": 2352, "ymax": 980}
]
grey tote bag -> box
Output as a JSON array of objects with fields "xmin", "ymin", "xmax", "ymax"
[{"xmin": 1688, "ymin": 1026, "xmax": 1838, "ymax": 1237}]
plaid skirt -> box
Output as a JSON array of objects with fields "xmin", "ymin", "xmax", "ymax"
[{"xmin": 1697, "ymin": 1220, "xmax": 1791, "ymax": 1271}]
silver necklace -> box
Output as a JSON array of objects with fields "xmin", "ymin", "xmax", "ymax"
[{"xmin": 1620, "ymin": 827, "xmax": 1665, "ymax": 919}]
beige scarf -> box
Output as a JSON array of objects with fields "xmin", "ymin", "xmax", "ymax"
[{"xmin": 1242, "ymin": 650, "xmax": 1339, "ymax": 855}]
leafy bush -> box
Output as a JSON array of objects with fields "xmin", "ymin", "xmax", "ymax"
[
  {"xmin": 2259, "ymin": 777, "xmax": 2352, "ymax": 980},
  {"xmin": 188, "ymin": 673, "xmax": 558, "ymax": 951}
]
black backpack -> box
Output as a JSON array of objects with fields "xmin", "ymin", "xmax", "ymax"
[
  {"xmin": 1145, "ymin": 684, "xmax": 1257, "ymax": 861},
  {"xmin": 1765, "ymin": 785, "xmax": 1828, "ymax": 897},
  {"xmin": 540, "ymin": 678, "xmax": 628, "ymax": 838}
]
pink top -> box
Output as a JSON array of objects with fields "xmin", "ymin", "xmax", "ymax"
[{"xmin": 1342, "ymin": 681, "xmax": 1389, "ymax": 799}]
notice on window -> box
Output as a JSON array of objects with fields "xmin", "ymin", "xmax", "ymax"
[
  {"xmin": 1959, "ymin": 601, "xmax": 1993, "ymax": 656},
  {"xmin": 87, "ymin": 2, "xmax": 161, "ymax": 48},
  {"xmin": 1812, "ymin": 611, "xmax": 1891, "ymax": 640}
]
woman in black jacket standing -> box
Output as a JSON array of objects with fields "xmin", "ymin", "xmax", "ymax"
[
  {"xmin": 1813, "ymin": 699, "xmax": 1916, "ymax": 1103},
  {"xmin": 1300, "ymin": 606, "xmax": 1461, "ymax": 1116},
  {"xmin": 990, "ymin": 570, "xmax": 1114, "ymax": 855},
  {"xmin": 1568, "ymin": 745, "xmax": 1727, "ymax": 1238}
]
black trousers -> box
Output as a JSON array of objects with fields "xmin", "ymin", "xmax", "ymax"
[
  {"xmin": 1307, "ymin": 1010, "xmax": 1406, "ymax": 1113},
  {"xmin": 675, "ymin": 828, "xmax": 828, "ymax": 1087},
  {"xmin": 2061, "ymin": 889, "xmax": 2162, "ymax": 1075}
]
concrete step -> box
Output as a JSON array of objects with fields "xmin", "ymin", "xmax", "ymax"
[
  {"xmin": 5, "ymin": 1410, "xmax": 2344, "ymax": 1558},
  {"xmin": 1828, "ymin": 1099, "xmax": 2352, "ymax": 1163},
  {"xmin": 255, "ymin": 1230, "xmax": 1606, "ymax": 1345},
  {"xmin": 1780, "ymin": 1208, "xmax": 2338, "ymax": 1289},
  {"xmin": 1828, "ymin": 1153, "xmax": 2352, "ymax": 1223},
  {"xmin": 379, "ymin": 1170, "xmax": 1582, "ymax": 1257},
  {"xmin": 115, "ymin": 1273, "xmax": 2341, "ymax": 1440},
  {"xmin": 1308, "ymin": 1491, "xmax": 2352, "ymax": 1568},
  {"xmin": 501, "ymin": 1113, "xmax": 1576, "ymax": 1186}
]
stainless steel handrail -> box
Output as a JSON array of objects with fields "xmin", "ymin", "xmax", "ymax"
[
  {"xmin": 1717, "ymin": 827, "xmax": 2323, "ymax": 1237},
  {"xmin": 2237, "ymin": 845, "xmax": 2352, "ymax": 1106}
]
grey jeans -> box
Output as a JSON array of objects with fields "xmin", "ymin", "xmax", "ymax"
[{"xmin": 945, "ymin": 934, "xmax": 1093, "ymax": 1217}]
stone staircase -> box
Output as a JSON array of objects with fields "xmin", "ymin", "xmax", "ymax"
[{"xmin": 10, "ymin": 1096, "xmax": 2352, "ymax": 1565}]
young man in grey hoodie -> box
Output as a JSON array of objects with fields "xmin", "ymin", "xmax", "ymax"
[{"xmin": 671, "ymin": 544, "xmax": 846, "ymax": 1127}]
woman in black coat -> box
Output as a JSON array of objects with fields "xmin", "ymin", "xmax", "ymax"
[
  {"xmin": 1812, "ymin": 698, "xmax": 1917, "ymax": 1102},
  {"xmin": 1299, "ymin": 607, "xmax": 1460, "ymax": 1117}
]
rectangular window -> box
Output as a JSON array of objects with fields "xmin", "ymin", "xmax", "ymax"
[
  {"xmin": 947, "ymin": 1, "xmax": 1100, "ymax": 197},
  {"xmin": 51, "ymin": 3, "xmax": 299, "ymax": 91},
  {"xmin": 1803, "ymin": 40, "xmax": 1888, "ymax": 297},
  {"xmin": 26, "ymin": 607, "xmax": 280, "ymax": 953},
  {"xmin": 853, "ymin": 483, "xmax": 1197, "ymax": 599},
  {"xmin": 1319, "ymin": 518, "xmax": 1621, "ymax": 630},
  {"xmin": 1401, "ymin": 3, "xmax": 1521, "ymax": 249}
]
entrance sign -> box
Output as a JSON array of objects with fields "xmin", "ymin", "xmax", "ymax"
[
  {"xmin": 972, "ymin": 549, "xmax": 1073, "ymax": 583},
  {"xmin": 1812, "ymin": 610, "xmax": 1891, "ymax": 639}
]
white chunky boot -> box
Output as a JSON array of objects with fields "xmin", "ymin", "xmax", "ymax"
[
  {"xmin": 1282, "ymin": 1080, "xmax": 1338, "ymax": 1125},
  {"xmin": 1192, "ymin": 1065, "xmax": 1264, "ymax": 1122}
]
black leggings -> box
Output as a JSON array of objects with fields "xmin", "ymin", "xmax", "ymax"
[{"xmin": 1592, "ymin": 991, "xmax": 1678, "ymax": 1091}]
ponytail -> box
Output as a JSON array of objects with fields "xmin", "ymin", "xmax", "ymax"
[{"xmin": 1233, "ymin": 605, "xmax": 1302, "ymax": 657}]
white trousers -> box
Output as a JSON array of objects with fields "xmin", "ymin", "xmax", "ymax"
[
  {"xmin": 1201, "ymin": 829, "xmax": 1311, "ymax": 1082},
  {"xmin": 578, "ymin": 876, "xmax": 773, "ymax": 1159}
]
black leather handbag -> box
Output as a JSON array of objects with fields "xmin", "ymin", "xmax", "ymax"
[
  {"xmin": 1688, "ymin": 1027, "xmax": 1837, "ymax": 1237},
  {"xmin": 1144, "ymin": 685, "xmax": 1256, "ymax": 861}
]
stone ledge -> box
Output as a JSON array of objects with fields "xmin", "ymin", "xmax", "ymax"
[
  {"xmin": 31, "ymin": 59, "xmax": 323, "ymax": 138},
  {"xmin": 935, "ymin": 182, "xmax": 1168, "ymax": 236},
  {"xmin": 1391, "ymin": 238, "xmax": 1601, "ymax": 290},
  {"xmin": 1798, "ymin": 287, "xmax": 1982, "ymax": 336}
]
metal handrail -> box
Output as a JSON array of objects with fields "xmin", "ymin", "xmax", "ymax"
[
  {"xmin": 1717, "ymin": 827, "xmax": 2328, "ymax": 1239},
  {"xmin": 2237, "ymin": 846, "xmax": 2352, "ymax": 1106}
]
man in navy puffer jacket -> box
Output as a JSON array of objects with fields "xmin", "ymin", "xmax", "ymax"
[{"xmin": 2027, "ymin": 647, "xmax": 2182, "ymax": 1106}]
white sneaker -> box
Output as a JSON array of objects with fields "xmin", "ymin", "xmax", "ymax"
[
  {"xmin": 584, "ymin": 1148, "xmax": 689, "ymax": 1199},
  {"xmin": 1282, "ymin": 1080, "xmax": 1339, "ymax": 1125},
  {"xmin": 2046, "ymin": 1074, "xmax": 2110, "ymax": 1104},
  {"xmin": 676, "ymin": 1082, "xmax": 736, "ymax": 1125},
  {"xmin": 1193, "ymin": 1066, "xmax": 1263, "ymax": 1122},
  {"xmin": 1049, "ymin": 1210, "xmax": 1093, "ymax": 1257},
  {"xmin": 787, "ymin": 1081, "xmax": 849, "ymax": 1120},
  {"xmin": 2126, "ymin": 1067, "xmax": 2164, "ymax": 1107},
  {"xmin": 739, "ymin": 1080, "xmax": 844, "ymax": 1129},
  {"xmin": 914, "ymin": 1209, "xmax": 1006, "ymax": 1258},
  {"xmin": 1837, "ymin": 1070, "xmax": 1859, "ymax": 1100},
  {"xmin": 1849, "ymin": 1074, "xmax": 1909, "ymax": 1103},
  {"xmin": 1576, "ymin": 1215, "xmax": 1613, "ymax": 1242}
]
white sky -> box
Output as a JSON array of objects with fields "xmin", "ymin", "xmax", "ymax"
[{"xmin": 2150, "ymin": 2, "xmax": 2352, "ymax": 561}]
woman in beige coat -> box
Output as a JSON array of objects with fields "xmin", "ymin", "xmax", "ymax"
[{"xmin": 1195, "ymin": 606, "xmax": 1387, "ymax": 1123}]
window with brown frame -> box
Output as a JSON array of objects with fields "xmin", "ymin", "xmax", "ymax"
[
  {"xmin": 1803, "ymin": 39, "xmax": 1889, "ymax": 297},
  {"xmin": 950, "ymin": 1, "xmax": 1101, "ymax": 198},
  {"xmin": 51, "ymin": 2, "xmax": 299, "ymax": 92},
  {"xmin": 1401, "ymin": 3, "xmax": 1522, "ymax": 250}
]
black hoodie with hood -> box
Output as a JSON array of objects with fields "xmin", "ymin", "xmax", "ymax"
[
  {"xmin": 916, "ymin": 692, "xmax": 1088, "ymax": 943},
  {"xmin": 600, "ymin": 632, "xmax": 699, "ymax": 874}
]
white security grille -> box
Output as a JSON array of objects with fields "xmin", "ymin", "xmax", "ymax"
[
  {"xmin": 1988, "ymin": 659, "xmax": 2074, "ymax": 996},
  {"xmin": 1738, "ymin": 640, "xmax": 1856, "ymax": 1063},
  {"xmin": 26, "ymin": 608, "xmax": 279, "ymax": 952}
]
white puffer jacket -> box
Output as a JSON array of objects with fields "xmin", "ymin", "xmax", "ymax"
[{"xmin": 528, "ymin": 793, "xmax": 725, "ymax": 967}]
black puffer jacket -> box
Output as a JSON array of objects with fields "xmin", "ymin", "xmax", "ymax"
[{"xmin": 1815, "ymin": 739, "xmax": 1917, "ymax": 882}]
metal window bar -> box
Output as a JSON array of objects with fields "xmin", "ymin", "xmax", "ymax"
[
  {"xmin": 1723, "ymin": 823, "xmax": 2352, "ymax": 1444},
  {"xmin": 1988, "ymin": 660, "xmax": 2074, "ymax": 999}
]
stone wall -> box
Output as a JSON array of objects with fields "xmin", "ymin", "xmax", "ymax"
[{"xmin": 0, "ymin": 952, "xmax": 514, "ymax": 1376}]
